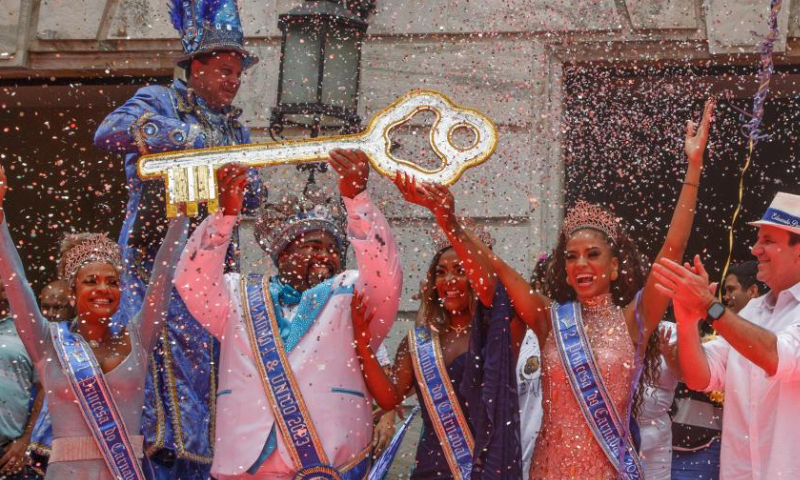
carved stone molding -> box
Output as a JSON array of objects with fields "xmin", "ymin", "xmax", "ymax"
[
  {"xmin": 0, "ymin": 0, "xmax": 31, "ymax": 67},
  {"xmin": 624, "ymin": 0, "xmax": 697, "ymax": 30},
  {"xmin": 706, "ymin": 0, "xmax": 791, "ymax": 54}
]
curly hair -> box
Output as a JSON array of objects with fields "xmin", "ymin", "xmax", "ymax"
[
  {"xmin": 530, "ymin": 254, "xmax": 553, "ymax": 298},
  {"xmin": 417, "ymin": 246, "xmax": 477, "ymax": 330},
  {"xmin": 544, "ymin": 222, "xmax": 661, "ymax": 418}
]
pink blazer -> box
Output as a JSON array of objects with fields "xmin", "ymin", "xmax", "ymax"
[{"xmin": 175, "ymin": 192, "xmax": 402, "ymax": 478}]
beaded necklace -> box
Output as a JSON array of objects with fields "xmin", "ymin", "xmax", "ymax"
[{"xmin": 172, "ymin": 84, "xmax": 239, "ymax": 147}]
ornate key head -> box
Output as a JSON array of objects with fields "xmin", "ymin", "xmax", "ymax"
[{"xmin": 354, "ymin": 89, "xmax": 498, "ymax": 185}]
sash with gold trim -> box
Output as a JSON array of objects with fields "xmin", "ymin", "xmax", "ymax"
[
  {"xmin": 551, "ymin": 301, "xmax": 644, "ymax": 480},
  {"xmin": 49, "ymin": 322, "xmax": 145, "ymax": 480},
  {"xmin": 368, "ymin": 406, "xmax": 420, "ymax": 480},
  {"xmin": 242, "ymin": 273, "xmax": 355, "ymax": 480},
  {"xmin": 408, "ymin": 326, "xmax": 474, "ymax": 480}
]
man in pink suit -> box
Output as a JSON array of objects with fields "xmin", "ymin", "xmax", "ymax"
[{"xmin": 175, "ymin": 149, "xmax": 402, "ymax": 480}]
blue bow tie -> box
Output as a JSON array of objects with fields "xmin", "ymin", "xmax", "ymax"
[{"xmin": 277, "ymin": 282, "xmax": 302, "ymax": 307}]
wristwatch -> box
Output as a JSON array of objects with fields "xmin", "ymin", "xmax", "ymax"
[{"xmin": 706, "ymin": 301, "xmax": 726, "ymax": 325}]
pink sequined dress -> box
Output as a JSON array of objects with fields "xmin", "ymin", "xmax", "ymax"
[{"xmin": 531, "ymin": 294, "xmax": 635, "ymax": 480}]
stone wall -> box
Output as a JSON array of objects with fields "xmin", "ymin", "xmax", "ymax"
[{"xmin": 2, "ymin": 0, "xmax": 799, "ymax": 340}]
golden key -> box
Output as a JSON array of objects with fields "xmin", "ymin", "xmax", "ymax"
[{"xmin": 138, "ymin": 89, "xmax": 498, "ymax": 217}]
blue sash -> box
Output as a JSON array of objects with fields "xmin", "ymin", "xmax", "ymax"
[
  {"xmin": 49, "ymin": 322, "xmax": 145, "ymax": 480},
  {"xmin": 408, "ymin": 327, "xmax": 474, "ymax": 480},
  {"xmin": 551, "ymin": 302, "xmax": 644, "ymax": 480},
  {"xmin": 241, "ymin": 273, "xmax": 345, "ymax": 480},
  {"xmin": 368, "ymin": 406, "xmax": 420, "ymax": 480}
]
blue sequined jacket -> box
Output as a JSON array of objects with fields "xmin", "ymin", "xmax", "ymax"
[{"xmin": 89, "ymin": 78, "xmax": 262, "ymax": 463}]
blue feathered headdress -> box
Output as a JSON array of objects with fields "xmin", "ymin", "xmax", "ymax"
[{"xmin": 168, "ymin": 0, "xmax": 258, "ymax": 69}]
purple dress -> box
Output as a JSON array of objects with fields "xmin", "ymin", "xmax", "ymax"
[{"xmin": 411, "ymin": 283, "xmax": 522, "ymax": 480}]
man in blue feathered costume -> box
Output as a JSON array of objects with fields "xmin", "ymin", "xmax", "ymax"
[{"xmin": 90, "ymin": 1, "xmax": 263, "ymax": 478}]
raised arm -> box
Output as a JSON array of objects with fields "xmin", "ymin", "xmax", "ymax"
[
  {"xmin": 0, "ymin": 165, "xmax": 50, "ymax": 364},
  {"xmin": 393, "ymin": 175, "xmax": 551, "ymax": 340},
  {"xmin": 94, "ymin": 85, "xmax": 264, "ymax": 217},
  {"xmin": 463, "ymin": 229, "xmax": 551, "ymax": 343},
  {"xmin": 654, "ymin": 256, "xmax": 729, "ymax": 389},
  {"xmin": 134, "ymin": 215, "xmax": 190, "ymax": 352},
  {"xmin": 174, "ymin": 164, "xmax": 248, "ymax": 339},
  {"xmin": 629, "ymin": 98, "xmax": 715, "ymax": 340},
  {"xmin": 392, "ymin": 175, "xmax": 496, "ymax": 307},
  {"xmin": 329, "ymin": 149, "xmax": 402, "ymax": 348},
  {"xmin": 352, "ymin": 291, "xmax": 414, "ymax": 411},
  {"xmin": 654, "ymin": 255, "xmax": 787, "ymax": 381}
]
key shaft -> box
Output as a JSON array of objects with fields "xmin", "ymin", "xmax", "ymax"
[{"xmin": 138, "ymin": 89, "xmax": 497, "ymax": 217}]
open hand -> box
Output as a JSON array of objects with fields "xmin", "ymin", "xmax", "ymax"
[
  {"xmin": 351, "ymin": 289, "xmax": 375, "ymax": 351},
  {"xmin": 653, "ymin": 255, "xmax": 716, "ymax": 323},
  {"xmin": 371, "ymin": 410, "xmax": 396, "ymax": 456},
  {"xmin": 684, "ymin": 98, "xmax": 715, "ymax": 166},
  {"xmin": 420, "ymin": 182, "xmax": 456, "ymax": 222},
  {"xmin": 658, "ymin": 325, "xmax": 676, "ymax": 358},
  {"xmin": 0, "ymin": 437, "xmax": 29, "ymax": 476},
  {"xmin": 393, "ymin": 173, "xmax": 456, "ymax": 222},
  {"xmin": 329, "ymin": 149, "xmax": 369, "ymax": 199},
  {"xmin": 393, "ymin": 172, "xmax": 429, "ymax": 207},
  {"xmin": 217, "ymin": 163, "xmax": 249, "ymax": 216}
]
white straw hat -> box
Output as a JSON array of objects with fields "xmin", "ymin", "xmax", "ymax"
[{"xmin": 749, "ymin": 192, "xmax": 800, "ymax": 236}]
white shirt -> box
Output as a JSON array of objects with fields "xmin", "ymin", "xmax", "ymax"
[
  {"xmin": 703, "ymin": 280, "xmax": 800, "ymax": 480},
  {"xmin": 637, "ymin": 322, "xmax": 678, "ymax": 480},
  {"xmin": 375, "ymin": 343, "xmax": 391, "ymax": 367},
  {"xmin": 517, "ymin": 329, "xmax": 543, "ymax": 475}
]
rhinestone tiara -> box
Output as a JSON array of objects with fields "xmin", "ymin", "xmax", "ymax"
[
  {"xmin": 59, "ymin": 233, "xmax": 122, "ymax": 282},
  {"xmin": 253, "ymin": 192, "xmax": 348, "ymax": 264},
  {"xmin": 562, "ymin": 200, "xmax": 621, "ymax": 240}
]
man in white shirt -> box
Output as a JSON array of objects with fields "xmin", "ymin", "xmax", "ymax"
[
  {"xmin": 653, "ymin": 191, "xmax": 800, "ymax": 480},
  {"xmin": 175, "ymin": 149, "xmax": 402, "ymax": 479},
  {"xmin": 722, "ymin": 261, "xmax": 768, "ymax": 314}
]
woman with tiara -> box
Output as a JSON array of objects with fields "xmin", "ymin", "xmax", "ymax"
[
  {"xmin": 0, "ymin": 163, "xmax": 187, "ymax": 480},
  {"xmin": 352, "ymin": 175, "xmax": 523, "ymax": 480},
  {"xmin": 393, "ymin": 98, "xmax": 714, "ymax": 479}
]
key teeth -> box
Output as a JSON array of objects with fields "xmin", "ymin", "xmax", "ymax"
[
  {"xmin": 166, "ymin": 166, "xmax": 214, "ymax": 218},
  {"xmin": 207, "ymin": 199, "xmax": 219, "ymax": 215},
  {"xmin": 166, "ymin": 203, "xmax": 178, "ymax": 219}
]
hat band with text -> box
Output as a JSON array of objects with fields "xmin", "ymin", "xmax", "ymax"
[{"xmin": 763, "ymin": 207, "xmax": 800, "ymax": 229}]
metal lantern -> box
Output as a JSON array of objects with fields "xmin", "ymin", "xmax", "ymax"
[{"xmin": 269, "ymin": 0, "xmax": 371, "ymax": 139}]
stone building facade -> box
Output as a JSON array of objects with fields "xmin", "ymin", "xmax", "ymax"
[
  {"xmin": 3, "ymin": 3, "xmax": 799, "ymax": 474},
  {"xmin": 1, "ymin": 0, "xmax": 799, "ymax": 320}
]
